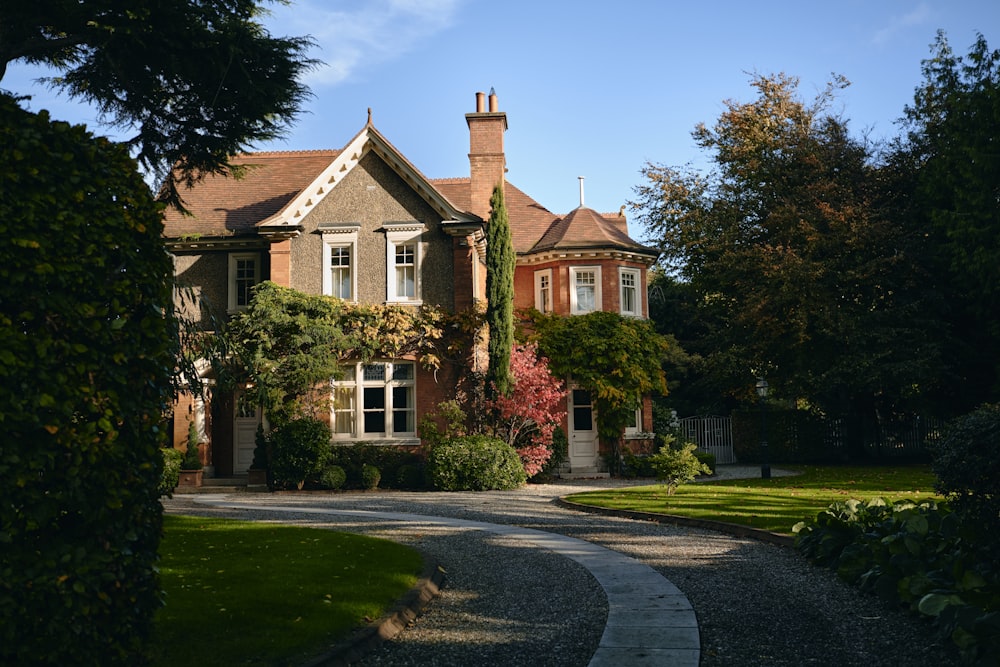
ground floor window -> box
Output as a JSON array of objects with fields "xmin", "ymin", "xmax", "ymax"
[{"xmin": 331, "ymin": 361, "xmax": 416, "ymax": 439}]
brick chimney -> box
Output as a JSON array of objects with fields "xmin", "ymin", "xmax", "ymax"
[{"xmin": 466, "ymin": 89, "xmax": 507, "ymax": 220}]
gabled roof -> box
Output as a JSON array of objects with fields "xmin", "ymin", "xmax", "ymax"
[{"xmin": 162, "ymin": 126, "xmax": 478, "ymax": 239}]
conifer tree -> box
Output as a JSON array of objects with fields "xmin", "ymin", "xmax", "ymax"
[{"xmin": 485, "ymin": 184, "xmax": 515, "ymax": 398}]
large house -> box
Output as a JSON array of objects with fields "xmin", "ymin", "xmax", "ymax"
[{"xmin": 164, "ymin": 90, "xmax": 658, "ymax": 477}]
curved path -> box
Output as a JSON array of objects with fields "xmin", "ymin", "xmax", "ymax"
[
  {"xmin": 164, "ymin": 468, "xmax": 959, "ymax": 667},
  {"xmin": 189, "ymin": 495, "xmax": 698, "ymax": 667}
]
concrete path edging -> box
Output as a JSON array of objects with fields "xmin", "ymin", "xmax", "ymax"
[{"xmin": 191, "ymin": 496, "xmax": 701, "ymax": 667}]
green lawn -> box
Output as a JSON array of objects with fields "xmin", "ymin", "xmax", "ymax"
[
  {"xmin": 152, "ymin": 515, "xmax": 423, "ymax": 667},
  {"xmin": 564, "ymin": 465, "xmax": 942, "ymax": 535}
]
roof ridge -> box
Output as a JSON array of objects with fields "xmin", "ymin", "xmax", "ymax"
[{"xmin": 234, "ymin": 149, "xmax": 340, "ymax": 158}]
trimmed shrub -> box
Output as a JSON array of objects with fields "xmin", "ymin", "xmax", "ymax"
[
  {"xmin": 361, "ymin": 464, "xmax": 381, "ymax": 490},
  {"xmin": 328, "ymin": 443, "xmax": 422, "ymax": 489},
  {"xmin": 426, "ymin": 436, "xmax": 527, "ymax": 491},
  {"xmin": 395, "ymin": 464, "xmax": 424, "ymax": 489},
  {"xmin": 933, "ymin": 404, "xmax": 1000, "ymax": 536},
  {"xmin": 269, "ymin": 417, "xmax": 332, "ymax": 490},
  {"xmin": 159, "ymin": 448, "xmax": 184, "ymax": 496},
  {"xmin": 319, "ymin": 464, "xmax": 347, "ymax": 490},
  {"xmin": 1, "ymin": 99, "xmax": 174, "ymax": 665}
]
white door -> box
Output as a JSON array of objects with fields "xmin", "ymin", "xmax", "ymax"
[
  {"xmin": 234, "ymin": 393, "xmax": 260, "ymax": 475},
  {"xmin": 568, "ymin": 388, "xmax": 600, "ymax": 470}
]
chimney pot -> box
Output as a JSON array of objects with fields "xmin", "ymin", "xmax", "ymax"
[
  {"xmin": 488, "ymin": 90, "xmax": 498, "ymax": 112},
  {"xmin": 475, "ymin": 91, "xmax": 485, "ymax": 113}
]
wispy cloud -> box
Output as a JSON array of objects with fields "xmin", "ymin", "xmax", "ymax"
[
  {"xmin": 270, "ymin": 0, "xmax": 461, "ymax": 86},
  {"xmin": 871, "ymin": 2, "xmax": 933, "ymax": 46}
]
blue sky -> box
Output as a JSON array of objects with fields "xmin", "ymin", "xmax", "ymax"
[{"xmin": 5, "ymin": 0, "xmax": 998, "ymax": 231}]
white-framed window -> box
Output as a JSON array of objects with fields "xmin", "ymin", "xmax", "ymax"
[
  {"xmin": 321, "ymin": 225, "xmax": 359, "ymax": 301},
  {"xmin": 331, "ymin": 361, "xmax": 416, "ymax": 439},
  {"xmin": 569, "ymin": 266, "xmax": 602, "ymax": 314},
  {"xmin": 624, "ymin": 406, "xmax": 643, "ymax": 437},
  {"xmin": 228, "ymin": 253, "xmax": 259, "ymax": 312},
  {"xmin": 384, "ymin": 224, "xmax": 426, "ymax": 303},
  {"xmin": 534, "ymin": 269, "xmax": 553, "ymax": 313},
  {"xmin": 619, "ymin": 267, "xmax": 641, "ymax": 317}
]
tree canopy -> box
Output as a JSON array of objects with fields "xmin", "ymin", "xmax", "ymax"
[
  {"xmin": 0, "ymin": 0, "xmax": 316, "ymax": 208},
  {"xmin": 632, "ymin": 72, "xmax": 945, "ymax": 419}
]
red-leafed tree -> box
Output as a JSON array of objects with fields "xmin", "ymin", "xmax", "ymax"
[{"xmin": 484, "ymin": 343, "xmax": 567, "ymax": 476}]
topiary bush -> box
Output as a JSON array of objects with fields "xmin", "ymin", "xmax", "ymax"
[
  {"xmin": 319, "ymin": 464, "xmax": 347, "ymax": 490},
  {"xmin": 268, "ymin": 417, "xmax": 332, "ymax": 490},
  {"xmin": 426, "ymin": 435, "xmax": 527, "ymax": 491},
  {"xmin": 933, "ymin": 403, "xmax": 1000, "ymax": 538},
  {"xmin": 0, "ymin": 99, "xmax": 175, "ymax": 665},
  {"xmin": 327, "ymin": 443, "xmax": 422, "ymax": 489},
  {"xmin": 395, "ymin": 463, "xmax": 424, "ymax": 489},
  {"xmin": 361, "ymin": 463, "xmax": 382, "ymax": 490}
]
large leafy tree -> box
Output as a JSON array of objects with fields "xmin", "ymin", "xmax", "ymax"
[
  {"xmin": 0, "ymin": 0, "xmax": 316, "ymax": 207},
  {"xmin": 632, "ymin": 73, "xmax": 942, "ymax": 419},
  {"xmin": 897, "ymin": 32, "xmax": 1000, "ymax": 413},
  {"xmin": 485, "ymin": 184, "xmax": 516, "ymax": 398}
]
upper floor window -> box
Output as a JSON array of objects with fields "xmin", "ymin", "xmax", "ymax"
[
  {"xmin": 620, "ymin": 267, "xmax": 641, "ymax": 317},
  {"xmin": 331, "ymin": 361, "xmax": 416, "ymax": 439},
  {"xmin": 228, "ymin": 253, "xmax": 258, "ymax": 312},
  {"xmin": 384, "ymin": 223, "xmax": 425, "ymax": 303},
  {"xmin": 321, "ymin": 224, "xmax": 360, "ymax": 301},
  {"xmin": 570, "ymin": 266, "xmax": 602, "ymax": 314},
  {"xmin": 534, "ymin": 269, "xmax": 553, "ymax": 313}
]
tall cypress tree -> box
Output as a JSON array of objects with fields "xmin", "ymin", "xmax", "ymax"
[{"xmin": 485, "ymin": 184, "xmax": 515, "ymax": 398}]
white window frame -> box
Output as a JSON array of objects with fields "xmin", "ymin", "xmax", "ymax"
[
  {"xmin": 569, "ymin": 266, "xmax": 602, "ymax": 315},
  {"xmin": 619, "ymin": 267, "xmax": 642, "ymax": 317},
  {"xmin": 321, "ymin": 225, "xmax": 360, "ymax": 301},
  {"xmin": 330, "ymin": 361, "xmax": 417, "ymax": 440},
  {"xmin": 534, "ymin": 269, "xmax": 553, "ymax": 313},
  {"xmin": 228, "ymin": 253, "xmax": 259, "ymax": 312},
  {"xmin": 384, "ymin": 223, "xmax": 426, "ymax": 304}
]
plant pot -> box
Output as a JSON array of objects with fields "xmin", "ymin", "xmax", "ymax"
[
  {"xmin": 177, "ymin": 469, "xmax": 204, "ymax": 488},
  {"xmin": 247, "ymin": 469, "xmax": 268, "ymax": 487}
]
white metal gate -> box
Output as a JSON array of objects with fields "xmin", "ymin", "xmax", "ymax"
[{"xmin": 679, "ymin": 416, "xmax": 736, "ymax": 464}]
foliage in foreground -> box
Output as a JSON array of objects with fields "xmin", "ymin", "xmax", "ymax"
[
  {"xmin": 1, "ymin": 98, "xmax": 174, "ymax": 665},
  {"xmin": 794, "ymin": 499, "xmax": 999, "ymax": 664}
]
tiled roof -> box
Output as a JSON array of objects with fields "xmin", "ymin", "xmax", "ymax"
[
  {"xmin": 162, "ymin": 150, "xmax": 339, "ymax": 237},
  {"xmin": 531, "ymin": 206, "xmax": 653, "ymax": 254},
  {"xmin": 161, "ymin": 149, "xmax": 655, "ymax": 260},
  {"xmin": 432, "ymin": 179, "xmax": 558, "ymax": 253}
]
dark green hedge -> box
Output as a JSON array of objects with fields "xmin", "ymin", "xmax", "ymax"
[{"xmin": 1, "ymin": 97, "xmax": 175, "ymax": 665}]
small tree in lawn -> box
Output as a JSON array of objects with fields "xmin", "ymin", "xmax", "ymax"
[{"xmin": 484, "ymin": 343, "xmax": 567, "ymax": 476}]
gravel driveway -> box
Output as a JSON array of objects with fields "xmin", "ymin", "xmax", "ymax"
[{"xmin": 164, "ymin": 471, "xmax": 960, "ymax": 666}]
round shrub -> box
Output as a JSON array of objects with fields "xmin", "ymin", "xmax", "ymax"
[
  {"xmin": 426, "ymin": 435, "xmax": 527, "ymax": 491},
  {"xmin": 361, "ymin": 463, "xmax": 382, "ymax": 490},
  {"xmin": 319, "ymin": 464, "xmax": 347, "ymax": 490},
  {"xmin": 395, "ymin": 463, "xmax": 424, "ymax": 489},
  {"xmin": 269, "ymin": 417, "xmax": 332, "ymax": 490},
  {"xmin": 1, "ymin": 99, "xmax": 174, "ymax": 665},
  {"xmin": 933, "ymin": 404, "xmax": 1000, "ymax": 531}
]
